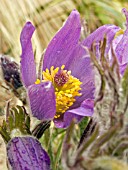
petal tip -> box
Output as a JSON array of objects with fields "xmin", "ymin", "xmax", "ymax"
[
  {"xmin": 71, "ymin": 9, "xmax": 79, "ymax": 14},
  {"xmin": 20, "ymin": 21, "xmax": 36, "ymax": 87},
  {"xmin": 20, "ymin": 21, "xmax": 35, "ymax": 43},
  {"xmin": 70, "ymin": 9, "xmax": 80, "ymax": 20},
  {"xmin": 24, "ymin": 21, "xmax": 35, "ymax": 30},
  {"xmin": 122, "ymin": 8, "xmax": 127, "ymax": 13}
]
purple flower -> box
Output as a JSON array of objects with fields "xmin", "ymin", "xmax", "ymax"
[
  {"xmin": 20, "ymin": 10, "xmax": 95, "ymax": 128},
  {"xmin": 21, "ymin": 8, "xmax": 126, "ymax": 129},
  {"xmin": 112, "ymin": 8, "xmax": 128, "ymax": 75},
  {"xmin": 20, "ymin": 8, "xmax": 125, "ymax": 128},
  {"xmin": 80, "ymin": 8, "xmax": 128, "ymax": 76},
  {"xmin": 7, "ymin": 136, "xmax": 50, "ymax": 170}
]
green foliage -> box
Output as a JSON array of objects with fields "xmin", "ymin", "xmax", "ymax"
[
  {"xmin": 92, "ymin": 156, "xmax": 128, "ymax": 170},
  {"xmin": 122, "ymin": 66, "xmax": 128, "ymax": 96},
  {"xmin": 78, "ymin": 116, "xmax": 89, "ymax": 136},
  {"xmin": 40, "ymin": 126, "xmax": 66, "ymax": 170},
  {"xmin": 32, "ymin": 121, "xmax": 51, "ymax": 139},
  {"xmin": 0, "ymin": 105, "xmax": 31, "ymax": 143}
]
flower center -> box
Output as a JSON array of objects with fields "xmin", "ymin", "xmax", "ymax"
[
  {"xmin": 54, "ymin": 70, "xmax": 69, "ymax": 86},
  {"xmin": 36, "ymin": 65, "xmax": 82, "ymax": 118}
]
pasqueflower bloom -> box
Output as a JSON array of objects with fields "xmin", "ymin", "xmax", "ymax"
[
  {"xmin": 7, "ymin": 136, "xmax": 50, "ymax": 170},
  {"xmin": 20, "ymin": 10, "xmax": 95, "ymax": 128},
  {"xmin": 111, "ymin": 8, "xmax": 128, "ymax": 75},
  {"xmin": 20, "ymin": 9, "xmax": 121, "ymax": 128},
  {"xmin": 82, "ymin": 8, "xmax": 128, "ymax": 76}
]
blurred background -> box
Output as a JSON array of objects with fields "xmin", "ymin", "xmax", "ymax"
[{"xmin": 0, "ymin": 0, "xmax": 128, "ymax": 63}]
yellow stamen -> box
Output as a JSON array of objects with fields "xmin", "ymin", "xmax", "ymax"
[
  {"xmin": 61, "ymin": 65, "xmax": 65, "ymax": 69},
  {"xmin": 36, "ymin": 65, "xmax": 82, "ymax": 117},
  {"xmin": 35, "ymin": 79, "xmax": 41, "ymax": 84}
]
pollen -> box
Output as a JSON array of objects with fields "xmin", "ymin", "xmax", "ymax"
[
  {"xmin": 42, "ymin": 65, "xmax": 82, "ymax": 116},
  {"xmin": 114, "ymin": 29, "xmax": 124, "ymax": 38},
  {"xmin": 35, "ymin": 79, "xmax": 41, "ymax": 84}
]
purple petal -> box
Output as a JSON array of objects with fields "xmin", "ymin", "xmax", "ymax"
[
  {"xmin": 108, "ymin": 35, "xmax": 123, "ymax": 63},
  {"xmin": 68, "ymin": 45, "xmax": 95, "ymax": 108},
  {"xmin": 69, "ymin": 25, "xmax": 120, "ymax": 106},
  {"xmin": 53, "ymin": 113, "xmax": 82, "ymax": 129},
  {"xmin": 67, "ymin": 25, "xmax": 120, "ymax": 108},
  {"xmin": 28, "ymin": 81, "xmax": 56, "ymax": 120},
  {"xmin": 43, "ymin": 10, "xmax": 81, "ymax": 71},
  {"xmin": 20, "ymin": 22, "xmax": 37, "ymax": 87},
  {"xmin": 109, "ymin": 35, "xmax": 127, "ymax": 75},
  {"xmin": 115, "ymin": 8, "xmax": 128, "ymax": 65},
  {"xmin": 119, "ymin": 63, "xmax": 127, "ymax": 75},
  {"xmin": 7, "ymin": 136, "xmax": 50, "ymax": 170},
  {"xmin": 83, "ymin": 24, "xmax": 120, "ymax": 55},
  {"xmin": 54, "ymin": 99, "xmax": 94, "ymax": 128},
  {"xmin": 112, "ymin": 35, "xmax": 123, "ymax": 51}
]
